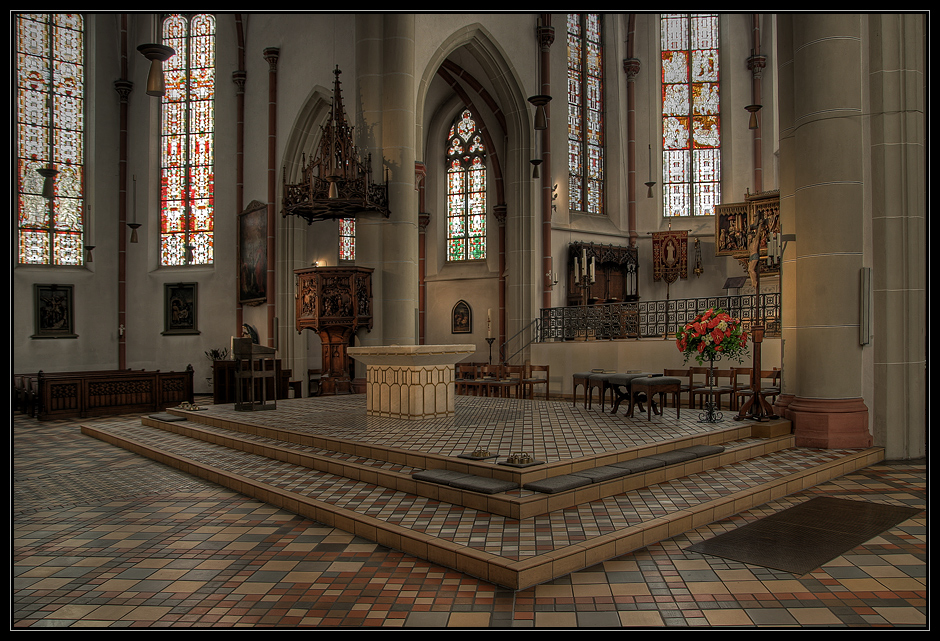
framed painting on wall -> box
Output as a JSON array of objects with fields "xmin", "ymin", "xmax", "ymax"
[
  {"xmin": 163, "ymin": 282, "xmax": 199, "ymax": 335},
  {"xmin": 238, "ymin": 200, "xmax": 268, "ymax": 306},
  {"xmin": 32, "ymin": 284, "xmax": 77, "ymax": 339},
  {"xmin": 452, "ymin": 300, "xmax": 471, "ymax": 334}
]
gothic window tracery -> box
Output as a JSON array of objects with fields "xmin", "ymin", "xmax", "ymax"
[
  {"xmin": 160, "ymin": 13, "xmax": 216, "ymax": 265},
  {"xmin": 661, "ymin": 13, "xmax": 721, "ymax": 217},
  {"xmin": 567, "ymin": 13, "xmax": 605, "ymax": 215},
  {"xmin": 16, "ymin": 13, "xmax": 85, "ymax": 265},
  {"xmin": 445, "ymin": 109, "xmax": 487, "ymax": 261}
]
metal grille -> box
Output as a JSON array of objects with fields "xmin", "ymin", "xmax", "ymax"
[{"xmin": 539, "ymin": 293, "xmax": 780, "ymax": 342}]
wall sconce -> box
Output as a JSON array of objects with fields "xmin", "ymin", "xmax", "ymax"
[
  {"xmin": 137, "ymin": 43, "xmax": 176, "ymax": 97},
  {"xmin": 645, "ymin": 145, "xmax": 656, "ymax": 198},
  {"xmin": 527, "ymin": 94, "xmax": 552, "ymax": 130},
  {"xmin": 85, "ymin": 245, "xmax": 95, "ymax": 262},
  {"xmin": 37, "ymin": 166, "xmax": 58, "ymax": 200},
  {"xmin": 128, "ymin": 223, "xmax": 141, "ymax": 243},
  {"xmin": 745, "ymin": 104, "xmax": 762, "ymax": 130},
  {"xmin": 530, "ymin": 158, "xmax": 542, "ymax": 179}
]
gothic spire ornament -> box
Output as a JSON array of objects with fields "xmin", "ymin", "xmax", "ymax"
[{"xmin": 282, "ymin": 66, "xmax": 390, "ymax": 224}]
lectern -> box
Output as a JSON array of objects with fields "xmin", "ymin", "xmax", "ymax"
[{"xmin": 231, "ymin": 337, "xmax": 277, "ymax": 411}]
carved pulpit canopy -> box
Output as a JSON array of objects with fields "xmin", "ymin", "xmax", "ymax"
[{"xmin": 282, "ymin": 66, "xmax": 390, "ymax": 224}]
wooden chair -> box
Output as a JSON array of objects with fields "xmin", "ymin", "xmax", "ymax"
[
  {"xmin": 690, "ymin": 369, "xmax": 736, "ymax": 410},
  {"xmin": 455, "ymin": 363, "xmax": 480, "ymax": 395},
  {"xmin": 733, "ymin": 368, "xmax": 781, "ymax": 408},
  {"xmin": 727, "ymin": 367, "xmax": 752, "ymax": 410},
  {"xmin": 664, "ymin": 368, "xmax": 693, "ymax": 409},
  {"xmin": 486, "ymin": 364, "xmax": 525, "ymax": 398},
  {"xmin": 686, "ymin": 367, "xmax": 712, "ymax": 408},
  {"xmin": 523, "ymin": 362, "xmax": 550, "ymax": 400}
]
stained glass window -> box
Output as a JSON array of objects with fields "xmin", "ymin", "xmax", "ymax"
[
  {"xmin": 16, "ymin": 13, "xmax": 85, "ymax": 265},
  {"xmin": 160, "ymin": 13, "xmax": 215, "ymax": 265},
  {"xmin": 661, "ymin": 13, "xmax": 720, "ymax": 217},
  {"xmin": 567, "ymin": 13, "xmax": 604, "ymax": 215},
  {"xmin": 339, "ymin": 218, "xmax": 355, "ymax": 261},
  {"xmin": 446, "ymin": 109, "xmax": 486, "ymax": 261}
]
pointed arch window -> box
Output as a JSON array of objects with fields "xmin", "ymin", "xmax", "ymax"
[
  {"xmin": 445, "ymin": 109, "xmax": 487, "ymax": 261},
  {"xmin": 567, "ymin": 13, "xmax": 604, "ymax": 215},
  {"xmin": 16, "ymin": 13, "xmax": 85, "ymax": 265},
  {"xmin": 661, "ymin": 13, "xmax": 720, "ymax": 217},
  {"xmin": 339, "ymin": 218, "xmax": 355, "ymax": 261},
  {"xmin": 160, "ymin": 13, "xmax": 216, "ymax": 265}
]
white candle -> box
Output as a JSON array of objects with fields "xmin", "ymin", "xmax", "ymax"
[
  {"xmin": 487, "ymin": 308, "xmax": 492, "ymax": 337},
  {"xmin": 574, "ymin": 257, "xmax": 579, "ymax": 280},
  {"xmin": 582, "ymin": 248, "xmax": 588, "ymax": 275},
  {"xmin": 590, "ymin": 256, "xmax": 595, "ymax": 283}
]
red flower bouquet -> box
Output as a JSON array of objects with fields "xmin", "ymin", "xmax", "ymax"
[{"xmin": 675, "ymin": 308, "xmax": 749, "ymax": 365}]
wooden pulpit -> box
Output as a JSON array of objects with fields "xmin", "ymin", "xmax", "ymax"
[{"xmin": 294, "ymin": 266, "xmax": 374, "ymax": 395}]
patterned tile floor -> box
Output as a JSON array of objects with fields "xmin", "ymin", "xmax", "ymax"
[{"xmin": 13, "ymin": 396, "xmax": 927, "ymax": 629}]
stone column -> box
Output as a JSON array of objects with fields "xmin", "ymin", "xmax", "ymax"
[
  {"xmin": 868, "ymin": 14, "xmax": 926, "ymax": 459},
  {"xmin": 357, "ymin": 14, "xmax": 418, "ymax": 346},
  {"xmin": 779, "ymin": 14, "xmax": 871, "ymax": 448}
]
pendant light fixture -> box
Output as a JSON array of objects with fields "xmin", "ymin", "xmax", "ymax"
[{"xmin": 137, "ymin": 43, "xmax": 175, "ymax": 97}]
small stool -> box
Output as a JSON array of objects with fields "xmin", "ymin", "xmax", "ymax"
[
  {"xmin": 609, "ymin": 373, "xmax": 652, "ymax": 414},
  {"xmin": 587, "ymin": 372, "xmax": 618, "ymax": 410},
  {"xmin": 572, "ymin": 372, "xmax": 593, "ymax": 407},
  {"xmin": 627, "ymin": 376, "xmax": 682, "ymax": 420}
]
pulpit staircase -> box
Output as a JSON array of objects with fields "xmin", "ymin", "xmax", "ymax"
[{"xmin": 82, "ymin": 399, "xmax": 882, "ymax": 590}]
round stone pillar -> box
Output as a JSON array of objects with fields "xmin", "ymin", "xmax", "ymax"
[
  {"xmin": 355, "ymin": 14, "xmax": 418, "ymax": 347},
  {"xmin": 778, "ymin": 14, "xmax": 871, "ymax": 448},
  {"xmin": 380, "ymin": 13, "xmax": 418, "ymax": 345}
]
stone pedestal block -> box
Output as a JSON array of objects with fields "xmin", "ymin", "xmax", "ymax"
[
  {"xmin": 787, "ymin": 397, "xmax": 872, "ymax": 449},
  {"xmin": 348, "ymin": 345, "xmax": 476, "ymax": 420}
]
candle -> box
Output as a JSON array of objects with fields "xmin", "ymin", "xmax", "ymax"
[
  {"xmin": 132, "ymin": 175, "xmax": 137, "ymax": 223},
  {"xmin": 487, "ymin": 308, "xmax": 492, "ymax": 338},
  {"xmin": 574, "ymin": 257, "xmax": 579, "ymax": 280},
  {"xmin": 590, "ymin": 256, "xmax": 595, "ymax": 283},
  {"xmin": 582, "ymin": 248, "xmax": 588, "ymax": 275}
]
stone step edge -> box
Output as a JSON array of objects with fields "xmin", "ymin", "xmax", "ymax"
[
  {"xmin": 139, "ymin": 415, "xmax": 794, "ymax": 519},
  {"xmin": 160, "ymin": 408, "xmax": 782, "ymax": 484},
  {"xmin": 80, "ymin": 422, "xmax": 883, "ymax": 590}
]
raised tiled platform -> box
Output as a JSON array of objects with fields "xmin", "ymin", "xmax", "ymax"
[{"xmin": 81, "ymin": 395, "xmax": 884, "ymax": 590}]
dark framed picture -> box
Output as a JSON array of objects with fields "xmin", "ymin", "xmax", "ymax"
[
  {"xmin": 33, "ymin": 284, "xmax": 77, "ymax": 339},
  {"xmin": 238, "ymin": 200, "xmax": 267, "ymax": 306},
  {"xmin": 451, "ymin": 300, "xmax": 471, "ymax": 334},
  {"xmin": 163, "ymin": 282, "xmax": 199, "ymax": 335}
]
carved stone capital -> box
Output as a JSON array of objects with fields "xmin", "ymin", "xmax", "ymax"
[
  {"xmin": 113, "ymin": 79, "xmax": 133, "ymax": 102},
  {"xmin": 747, "ymin": 53, "xmax": 767, "ymax": 79},
  {"xmin": 493, "ymin": 204, "xmax": 507, "ymax": 226},
  {"xmin": 263, "ymin": 47, "xmax": 280, "ymax": 70},
  {"xmin": 537, "ymin": 24, "xmax": 555, "ymax": 50},
  {"xmin": 232, "ymin": 69, "xmax": 246, "ymax": 92},
  {"xmin": 623, "ymin": 57, "xmax": 641, "ymax": 82}
]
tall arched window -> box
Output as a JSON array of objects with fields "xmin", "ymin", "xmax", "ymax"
[
  {"xmin": 445, "ymin": 109, "xmax": 486, "ymax": 261},
  {"xmin": 339, "ymin": 218, "xmax": 355, "ymax": 261},
  {"xmin": 15, "ymin": 13, "xmax": 85, "ymax": 265},
  {"xmin": 661, "ymin": 13, "xmax": 720, "ymax": 217},
  {"xmin": 160, "ymin": 13, "xmax": 215, "ymax": 265},
  {"xmin": 567, "ymin": 13, "xmax": 604, "ymax": 215}
]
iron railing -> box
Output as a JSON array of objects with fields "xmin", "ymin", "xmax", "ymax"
[{"xmin": 538, "ymin": 293, "xmax": 781, "ymax": 342}]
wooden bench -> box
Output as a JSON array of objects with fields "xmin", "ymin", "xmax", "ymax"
[{"xmin": 16, "ymin": 367, "xmax": 194, "ymax": 421}]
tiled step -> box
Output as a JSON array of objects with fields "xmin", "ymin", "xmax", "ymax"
[
  {"xmin": 138, "ymin": 412, "xmax": 796, "ymax": 519},
  {"xmin": 81, "ymin": 417, "xmax": 883, "ymax": 591}
]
